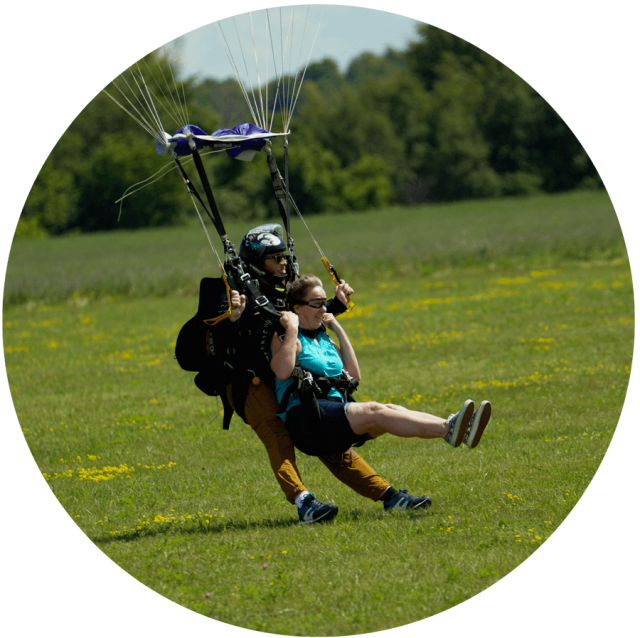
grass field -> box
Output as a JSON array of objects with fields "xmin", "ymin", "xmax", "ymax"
[
  {"xmin": 3, "ymin": 190, "xmax": 633, "ymax": 635},
  {"xmin": 5, "ymin": 190, "xmax": 623, "ymax": 306}
]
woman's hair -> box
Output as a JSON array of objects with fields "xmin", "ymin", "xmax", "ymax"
[{"xmin": 286, "ymin": 275, "xmax": 323, "ymax": 310}]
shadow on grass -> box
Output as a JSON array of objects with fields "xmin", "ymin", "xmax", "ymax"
[
  {"xmin": 90, "ymin": 506, "xmax": 432, "ymax": 545},
  {"xmin": 91, "ymin": 513, "xmax": 307, "ymax": 544}
]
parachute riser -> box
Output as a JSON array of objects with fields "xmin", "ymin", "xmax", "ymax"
[
  {"xmin": 173, "ymin": 149, "xmax": 279, "ymax": 320},
  {"xmin": 190, "ymin": 148, "xmax": 228, "ymax": 240},
  {"xmin": 265, "ymin": 146, "xmax": 299, "ymax": 280},
  {"xmin": 283, "ymin": 140, "xmax": 300, "ymax": 280}
]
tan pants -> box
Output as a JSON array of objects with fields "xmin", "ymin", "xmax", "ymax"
[{"xmin": 227, "ymin": 382, "xmax": 390, "ymax": 504}]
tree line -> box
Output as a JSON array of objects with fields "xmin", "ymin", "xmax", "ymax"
[{"xmin": 19, "ymin": 24, "xmax": 601, "ymax": 237}]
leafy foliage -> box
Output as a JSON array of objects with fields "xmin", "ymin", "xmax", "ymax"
[{"xmin": 20, "ymin": 25, "xmax": 602, "ymax": 236}]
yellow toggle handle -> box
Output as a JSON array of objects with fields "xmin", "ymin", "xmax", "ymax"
[
  {"xmin": 203, "ymin": 267, "xmax": 233, "ymax": 326},
  {"xmin": 321, "ymin": 257, "xmax": 354, "ymax": 312}
]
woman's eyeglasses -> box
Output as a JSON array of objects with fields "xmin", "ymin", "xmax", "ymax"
[{"xmin": 297, "ymin": 297, "xmax": 327, "ymax": 309}]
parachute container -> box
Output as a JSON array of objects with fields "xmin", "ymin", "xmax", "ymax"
[{"xmin": 155, "ymin": 122, "xmax": 287, "ymax": 160}]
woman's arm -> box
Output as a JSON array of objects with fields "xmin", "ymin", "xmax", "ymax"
[
  {"xmin": 323, "ymin": 314, "xmax": 361, "ymax": 382},
  {"xmin": 270, "ymin": 311, "xmax": 302, "ymax": 381}
]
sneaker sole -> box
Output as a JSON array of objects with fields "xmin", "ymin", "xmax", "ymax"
[
  {"xmin": 465, "ymin": 401, "xmax": 491, "ymax": 449},
  {"xmin": 453, "ymin": 399, "xmax": 475, "ymax": 447}
]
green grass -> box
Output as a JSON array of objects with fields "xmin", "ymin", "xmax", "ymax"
[
  {"xmin": 4, "ymin": 190, "xmax": 624, "ymax": 306},
  {"xmin": 4, "ymin": 215, "xmax": 633, "ymax": 635}
]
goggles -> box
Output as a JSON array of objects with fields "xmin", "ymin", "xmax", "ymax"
[
  {"xmin": 265, "ymin": 252, "xmax": 287, "ymax": 262},
  {"xmin": 296, "ymin": 297, "xmax": 327, "ymax": 309}
]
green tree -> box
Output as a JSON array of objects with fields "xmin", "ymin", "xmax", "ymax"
[
  {"xmin": 21, "ymin": 162, "xmax": 80, "ymax": 234},
  {"xmin": 407, "ymin": 24, "xmax": 600, "ymax": 197},
  {"xmin": 75, "ymin": 133, "xmax": 187, "ymax": 231},
  {"xmin": 346, "ymin": 49, "xmax": 406, "ymax": 84},
  {"xmin": 21, "ymin": 52, "xmax": 217, "ymax": 234}
]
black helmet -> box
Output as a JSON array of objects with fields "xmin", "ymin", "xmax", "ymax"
[{"xmin": 240, "ymin": 223, "xmax": 288, "ymax": 282}]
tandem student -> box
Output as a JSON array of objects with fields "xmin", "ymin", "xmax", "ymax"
[{"xmin": 270, "ymin": 275, "xmax": 492, "ymax": 463}]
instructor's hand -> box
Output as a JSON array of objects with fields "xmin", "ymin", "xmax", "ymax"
[
  {"xmin": 279, "ymin": 310, "xmax": 299, "ymax": 333},
  {"xmin": 229, "ymin": 290, "xmax": 246, "ymax": 322}
]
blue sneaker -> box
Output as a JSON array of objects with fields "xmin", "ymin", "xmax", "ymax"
[
  {"xmin": 297, "ymin": 493, "xmax": 339, "ymax": 525},
  {"xmin": 445, "ymin": 399, "xmax": 474, "ymax": 448},
  {"xmin": 463, "ymin": 400, "xmax": 492, "ymax": 449},
  {"xmin": 383, "ymin": 489, "xmax": 432, "ymax": 511}
]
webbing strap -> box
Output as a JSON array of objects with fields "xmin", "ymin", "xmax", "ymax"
[
  {"xmin": 173, "ymin": 156, "xmax": 215, "ymax": 225},
  {"xmin": 190, "ymin": 148, "xmax": 227, "ymax": 240},
  {"xmin": 266, "ymin": 151, "xmax": 300, "ymax": 279},
  {"xmin": 176, "ymin": 150, "xmax": 281, "ymax": 321},
  {"xmin": 266, "ymin": 152, "xmax": 290, "ymax": 236}
]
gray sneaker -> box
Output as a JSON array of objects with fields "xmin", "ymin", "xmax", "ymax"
[
  {"xmin": 463, "ymin": 400, "xmax": 492, "ymax": 449},
  {"xmin": 445, "ymin": 399, "xmax": 474, "ymax": 448}
]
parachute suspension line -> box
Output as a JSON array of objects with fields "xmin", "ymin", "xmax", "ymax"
[
  {"xmin": 148, "ymin": 51, "xmax": 190, "ymax": 130},
  {"xmin": 192, "ymin": 193, "xmax": 224, "ymax": 269},
  {"xmin": 232, "ymin": 16, "xmax": 264, "ymax": 130},
  {"xmin": 183, "ymin": 177, "xmax": 234, "ymax": 329},
  {"xmin": 283, "ymin": 6, "xmax": 296, "ymax": 133},
  {"xmin": 114, "ymin": 148, "xmax": 226, "ymax": 216},
  {"xmin": 264, "ymin": 13, "xmax": 269, "ymax": 132},
  {"xmin": 170, "ymin": 155, "xmax": 225, "ymax": 273},
  {"xmin": 136, "ymin": 60, "xmax": 180, "ymax": 133},
  {"xmin": 108, "ymin": 53, "xmax": 220, "ymax": 150},
  {"xmin": 248, "ymin": 12, "xmax": 266, "ymax": 130},
  {"xmin": 283, "ymin": 138, "xmax": 299, "ymax": 279},
  {"xmin": 284, "ymin": 138, "xmax": 291, "ymax": 236},
  {"xmin": 266, "ymin": 9, "xmax": 283, "ymax": 133},
  {"xmin": 286, "ymin": 192, "xmax": 354, "ymax": 310},
  {"xmin": 115, "ymin": 162, "xmax": 179, "ymax": 219},
  {"xmin": 288, "ymin": 5, "xmax": 326, "ymax": 129},
  {"xmin": 285, "ymin": 5, "xmax": 310, "ymax": 131},
  {"xmin": 131, "ymin": 67, "xmax": 169, "ymax": 140},
  {"xmin": 215, "ymin": 21, "xmax": 261, "ymax": 128},
  {"xmin": 102, "ymin": 86, "xmax": 163, "ymax": 143},
  {"xmin": 171, "ymin": 55, "xmax": 190, "ymax": 128}
]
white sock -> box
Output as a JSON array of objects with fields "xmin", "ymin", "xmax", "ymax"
[{"xmin": 295, "ymin": 491, "xmax": 311, "ymax": 508}]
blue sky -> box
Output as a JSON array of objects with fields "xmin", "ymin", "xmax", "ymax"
[{"xmin": 173, "ymin": 6, "xmax": 422, "ymax": 81}]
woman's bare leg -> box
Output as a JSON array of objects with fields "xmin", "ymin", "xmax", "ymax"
[{"xmin": 346, "ymin": 401, "xmax": 448, "ymax": 439}]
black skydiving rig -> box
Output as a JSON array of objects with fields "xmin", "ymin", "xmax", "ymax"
[
  {"xmin": 141, "ymin": 114, "xmax": 355, "ymax": 324},
  {"xmin": 102, "ymin": 8, "xmax": 354, "ymax": 417}
]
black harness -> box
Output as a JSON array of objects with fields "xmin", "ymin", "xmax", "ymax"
[
  {"xmin": 277, "ymin": 365, "xmax": 359, "ymax": 415},
  {"xmin": 277, "ymin": 365, "xmax": 366, "ymax": 448}
]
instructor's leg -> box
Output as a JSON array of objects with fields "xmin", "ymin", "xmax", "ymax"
[
  {"xmin": 318, "ymin": 448, "xmax": 390, "ymax": 501},
  {"xmin": 227, "ymin": 383, "xmax": 307, "ymax": 504}
]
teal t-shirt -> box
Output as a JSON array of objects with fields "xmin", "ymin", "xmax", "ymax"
[{"xmin": 276, "ymin": 330, "xmax": 344, "ymax": 421}]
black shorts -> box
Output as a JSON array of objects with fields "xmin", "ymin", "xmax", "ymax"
[{"xmin": 285, "ymin": 398, "xmax": 371, "ymax": 457}]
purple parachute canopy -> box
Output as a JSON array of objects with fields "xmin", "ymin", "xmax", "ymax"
[{"xmin": 155, "ymin": 122, "xmax": 287, "ymax": 161}]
